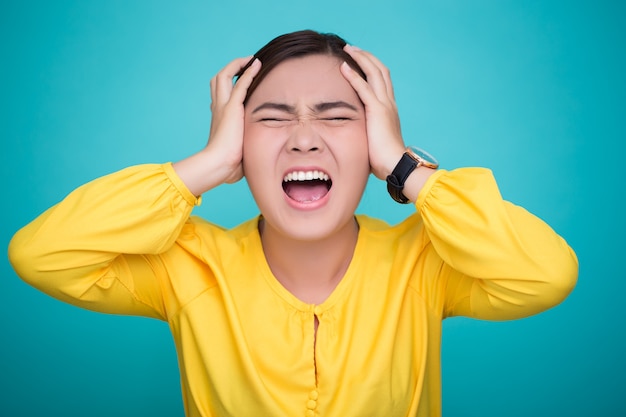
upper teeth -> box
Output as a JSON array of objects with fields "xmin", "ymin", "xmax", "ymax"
[{"xmin": 283, "ymin": 170, "xmax": 330, "ymax": 182}]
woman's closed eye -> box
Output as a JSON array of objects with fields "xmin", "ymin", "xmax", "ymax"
[
  {"xmin": 319, "ymin": 116, "xmax": 354, "ymax": 125},
  {"xmin": 259, "ymin": 117, "xmax": 290, "ymax": 122},
  {"xmin": 255, "ymin": 113, "xmax": 293, "ymax": 121},
  {"xmin": 256, "ymin": 117, "xmax": 351, "ymax": 123}
]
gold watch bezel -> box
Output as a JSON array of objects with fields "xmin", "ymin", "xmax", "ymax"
[{"xmin": 404, "ymin": 146, "xmax": 439, "ymax": 169}]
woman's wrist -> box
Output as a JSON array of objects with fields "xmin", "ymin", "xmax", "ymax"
[
  {"xmin": 401, "ymin": 166, "xmax": 437, "ymax": 203},
  {"xmin": 383, "ymin": 146, "xmax": 438, "ymax": 203},
  {"xmin": 173, "ymin": 148, "xmax": 239, "ymax": 197}
]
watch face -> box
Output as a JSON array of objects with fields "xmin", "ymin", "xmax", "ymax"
[{"xmin": 407, "ymin": 146, "xmax": 439, "ymax": 168}]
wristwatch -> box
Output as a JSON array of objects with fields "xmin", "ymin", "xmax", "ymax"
[{"xmin": 386, "ymin": 146, "xmax": 439, "ymax": 203}]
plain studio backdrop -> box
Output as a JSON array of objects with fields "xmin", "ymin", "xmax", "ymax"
[{"xmin": 1, "ymin": 1, "xmax": 623, "ymax": 416}]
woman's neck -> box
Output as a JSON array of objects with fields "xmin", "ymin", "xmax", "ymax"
[{"xmin": 259, "ymin": 217, "xmax": 359, "ymax": 305}]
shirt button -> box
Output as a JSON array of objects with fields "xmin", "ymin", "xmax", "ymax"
[
  {"xmin": 305, "ymin": 410, "xmax": 315, "ymax": 417},
  {"xmin": 309, "ymin": 390, "xmax": 319, "ymax": 401},
  {"xmin": 306, "ymin": 399, "xmax": 317, "ymax": 409}
]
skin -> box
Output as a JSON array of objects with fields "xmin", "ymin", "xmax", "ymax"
[
  {"xmin": 172, "ymin": 45, "xmax": 435, "ymax": 304},
  {"xmin": 243, "ymin": 55, "xmax": 369, "ymax": 303}
]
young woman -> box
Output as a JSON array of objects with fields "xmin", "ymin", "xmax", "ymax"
[{"xmin": 8, "ymin": 30, "xmax": 578, "ymax": 417}]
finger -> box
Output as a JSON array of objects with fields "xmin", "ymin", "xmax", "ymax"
[
  {"xmin": 230, "ymin": 58, "xmax": 262, "ymax": 103},
  {"xmin": 357, "ymin": 50, "xmax": 395, "ymax": 101},
  {"xmin": 340, "ymin": 61, "xmax": 381, "ymax": 108},
  {"xmin": 344, "ymin": 45, "xmax": 395, "ymax": 101},
  {"xmin": 343, "ymin": 45, "xmax": 386, "ymax": 98},
  {"xmin": 210, "ymin": 76, "xmax": 217, "ymax": 111},
  {"xmin": 214, "ymin": 56, "xmax": 255, "ymax": 106}
]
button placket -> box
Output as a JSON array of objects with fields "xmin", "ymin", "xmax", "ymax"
[{"xmin": 304, "ymin": 389, "xmax": 319, "ymax": 416}]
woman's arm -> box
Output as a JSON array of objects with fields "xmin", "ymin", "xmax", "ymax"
[
  {"xmin": 417, "ymin": 167, "xmax": 578, "ymax": 320},
  {"xmin": 342, "ymin": 45, "xmax": 577, "ymax": 319},
  {"xmin": 8, "ymin": 163, "xmax": 197, "ymax": 319},
  {"xmin": 8, "ymin": 57, "xmax": 262, "ymax": 318}
]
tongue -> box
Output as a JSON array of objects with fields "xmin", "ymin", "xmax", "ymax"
[{"xmin": 284, "ymin": 181, "xmax": 329, "ymax": 203}]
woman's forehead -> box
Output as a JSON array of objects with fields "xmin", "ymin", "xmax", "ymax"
[{"xmin": 248, "ymin": 55, "xmax": 359, "ymax": 105}]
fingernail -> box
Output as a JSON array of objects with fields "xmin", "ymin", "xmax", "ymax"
[{"xmin": 345, "ymin": 44, "xmax": 361, "ymax": 51}]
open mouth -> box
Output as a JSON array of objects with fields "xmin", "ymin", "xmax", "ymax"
[{"xmin": 282, "ymin": 170, "xmax": 332, "ymax": 203}]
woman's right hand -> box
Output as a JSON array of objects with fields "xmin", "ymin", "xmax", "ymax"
[
  {"xmin": 207, "ymin": 56, "xmax": 261, "ymax": 183},
  {"xmin": 173, "ymin": 57, "xmax": 261, "ymax": 196}
]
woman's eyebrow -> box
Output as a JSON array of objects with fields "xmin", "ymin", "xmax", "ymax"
[
  {"xmin": 251, "ymin": 100, "xmax": 359, "ymax": 114},
  {"xmin": 313, "ymin": 101, "xmax": 358, "ymax": 112},
  {"xmin": 251, "ymin": 102, "xmax": 297, "ymax": 114}
]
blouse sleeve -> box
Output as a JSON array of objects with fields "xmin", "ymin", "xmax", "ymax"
[
  {"xmin": 415, "ymin": 167, "xmax": 578, "ymax": 320},
  {"xmin": 7, "ymin": 163, "xmax": 199, "ymax": 320}
]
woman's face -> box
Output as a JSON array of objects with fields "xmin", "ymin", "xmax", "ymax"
[{"xmin": 243, "ymin": 54, "xmax": 370, "ymax": 241}]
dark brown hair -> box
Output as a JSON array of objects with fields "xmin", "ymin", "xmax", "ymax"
[{"xmin": 237, "ymin": 29, "xmax": 367, "ymax": 104}]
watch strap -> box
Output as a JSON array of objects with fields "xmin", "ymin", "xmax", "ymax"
[{"xmin": 386, "ymin": 153, "xmax": 420, "ymax": 204}]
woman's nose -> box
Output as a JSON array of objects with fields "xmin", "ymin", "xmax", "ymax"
[{"xmin": 286, "ymin": 121, "xmax": 324, "ymax": 153}]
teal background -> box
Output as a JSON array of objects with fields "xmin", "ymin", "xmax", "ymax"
[{"xmin": 1, "ymin": 0, "xmax": 624, "ymax": 416}]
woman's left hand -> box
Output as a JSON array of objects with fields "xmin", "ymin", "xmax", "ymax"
[{"xmin": 340, "ymin": 45, "xmax": 406, "ymax": 181}]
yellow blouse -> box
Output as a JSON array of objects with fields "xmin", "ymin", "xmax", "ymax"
[{"xmin": 8, "ymin": 163, "xmax": 578, "ymax": 417}]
